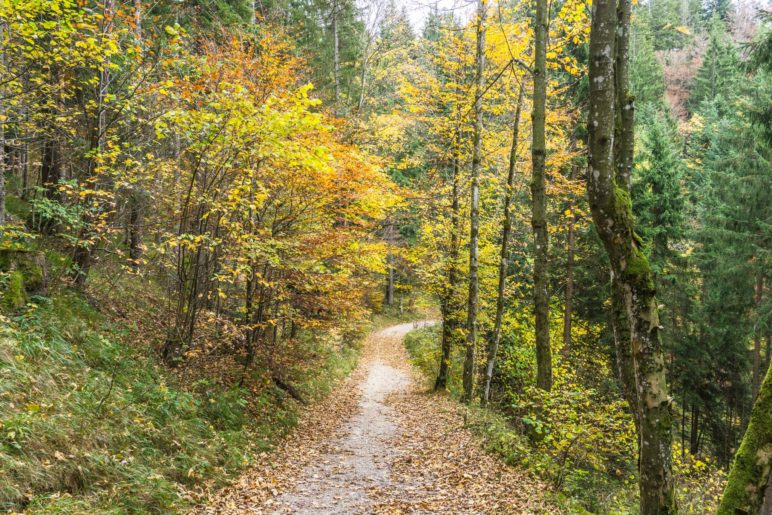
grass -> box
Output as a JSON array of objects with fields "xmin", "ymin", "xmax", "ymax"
[
  {"xmin": 0, "ymin": 290, "xmax": 360, "ymax": 513},
  {"xmin": 402, "ymin": 323, "xmax": 727, "ymax": 514}
]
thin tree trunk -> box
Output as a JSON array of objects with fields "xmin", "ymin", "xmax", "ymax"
[
  {"xmin": 587, "ymin": 0, "xmax": 675, "ymax": 511},
  {"xmin": 386, "ymin": 259, "xmax": 395, "ymax": 306},
  {"xmin": 462, "ymin": 0, "xmax": 486, "ymax": 404},
  {"xmin": 562, "ymin": 166, "xmax": 577, "ymax": 356},
  {"xmin": 134, "ymin": 0, "xmax": 142, "ymax": 41},
  {"xmin": 73, "ymin": 0, "xmax": 114, "ymax": 288},
  {"xmin": 128, "ymin": 195, "xmax": 142, "ymax": 262},
  {"xmin": 21, "ymin": 125, "xmax": 28, "ymax": 200},
  {"xmin": 332, "ymin": 2, "xmax": 340, "ymax": 107},
  {"xmin": 690, "ymin": 403, "xmax": 699, "ymax": 455},
  {"xmin": 358, "ymin": 38, "xmax": 370, "ymax": 112},
  {"xmin": 482, "ymin": 82, "xmax": 524, "ymax": 406},
  {"xmin": 752, "ymin": 274, "xmax": 764, "ymax": 399},
  {"xmin": 531, "ymin": 0, "xmax": 551, "ymax": 391},
  {"xmin": 436, "ymin": 151, "xmax": 462, "ymax": 391},
  {"xmin": 127, "ymin": 3, "xmax": 143, "ymax": 267},
  {"xmin": 0, "ymin": 17, "xmax": 6, "ymax": 226}
]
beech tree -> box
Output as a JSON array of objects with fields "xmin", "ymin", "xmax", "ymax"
[
  {"xmin": 461, "ymin": 0, "xmax": 487, "ymax": 403},
  {"xmin": 531, "ymin": 0, "xmax": 552, "ymax": 392},
  {"xmin": 587, "ymin": 0, "xmax": 676, "ymax": 511}
]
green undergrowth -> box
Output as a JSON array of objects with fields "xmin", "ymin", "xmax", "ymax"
[
  {"xmin": 404, "ymin": 325, "xmax": 635, "ymax": 512},
  {"xmin": 404, "ymin": 324, "xmax": 726, "ymax": 514},
  {"xmin": 0, "ymin": 290, "xmax": 360, "ymax": 513}
]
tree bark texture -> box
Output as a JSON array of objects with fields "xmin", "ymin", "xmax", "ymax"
[
  {"xmin": 462, "ymin": 0, "xmax": 486, "ymax": 403},
  {"xmin": 436, "ymin": 152, "xmax": 462, "ymax": 391},
  {"xmin": 587, "ymin": 0, "xmax": 675, "ymax": 512},
  {"xmin": 531, "ymin": 0, "xmax": 552, "ymax": 392}
]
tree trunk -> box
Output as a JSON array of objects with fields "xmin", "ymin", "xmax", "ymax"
[
  {"xmin": 386, "ymin": 260, "xmax": 395, "ymax": 306},
  {"xmin": 482, "ymin": 82, "xmax": 524, "ymax": 406},
  {"xmin": 462, "ymin": 0, "xmax": 486, "ymax": 404},
  {"xmin": 358, "ymin": 38, "xmax": 370, "ymax": 112},
  {"xmin": 128, "ymin": 196, "xmax": 142, "ymax": 262},
  {"xmin": 690, "ymin": 403, "xmax": 700, "ymax": 455},
  {"xmin": 612, "ymin": 274, "xmax": 641, "ymax": 435},
  {"xmin": 0, "ymin": 17, "xmax": 6, "ymax": 226},
  {"xmin": 134, "ymin": 0, "xmax": 142, "ymax": 42},
  {"xmin": 587, "ymin": 0, "xmax": 675, "ymax": 512},
  {"xmin": 41, "ymin": 138, "xmax": 62, "ymax": 200},
  {"xmin": 562, "ymin": 167, "xmax": 576, "ymax": 356},
  {"xmin": 436, "ymin": 151, "xmax": 462, "ymax": 391},
  {"xmin": 752, "ymin": 274, "xmax": 764, "ymax": 400},
  {"xmin": 126, "ymin": 5, "xmax": 144, "ymax": 268},
  {"xmin": 73, "ymin": 0, "xmax": 114, "ymax": 288},
  {"xmin": 531, "ymin": 0, "xmax": 551, "ymax": 391},
  {"xmin": 332, "ymin": 2, "xmax": 340, "ymax": 107},
  {"xmin": 717, "ymin": 364, "xmax": 772, "ymax": 514}
]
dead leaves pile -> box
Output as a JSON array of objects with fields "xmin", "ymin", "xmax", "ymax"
[{"xmin": 197, "ymin": 323, "xmax": 554, "ymax": 514}]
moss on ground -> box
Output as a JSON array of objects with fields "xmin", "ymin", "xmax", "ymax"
[{"xmin": 2, "ymin": 271, "xmax": 26, "ymax": 309}]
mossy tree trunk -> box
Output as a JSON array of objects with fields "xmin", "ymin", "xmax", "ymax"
[
  {"xmin": 482, "ymin": 82, "xmax": 524, "ymax": 406},
  {"xmin": 462, "ymin": 0, "xmax": 486, "ymax": 403},
  {"xmin": 718, "ymin": 363, "xmax": 772, "ymax": 514},
  {"xmin": 587, "ymin": 0, "xmax": 675, "ymax": 512},
  {"xmin": 612, "ymin": 275, "xmax": 642, "ymax": 435},
  {"xmin": 531, "ymin": 0, "xmax": 552, "ymax": 391}
]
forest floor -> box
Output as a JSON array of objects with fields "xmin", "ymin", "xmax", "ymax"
[{"xmin": 199, "ymin": 322, "xmax": 551, "ymax": 514}]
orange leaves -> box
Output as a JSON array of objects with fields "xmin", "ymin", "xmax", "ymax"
[{"xmin": 137, "ymin": 20, "xmax": 399, "ymax": 340}]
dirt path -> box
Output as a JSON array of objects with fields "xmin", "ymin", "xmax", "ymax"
[{"xmin": 200, "ymin": 322, "xmax": 550, "ymax": 514}]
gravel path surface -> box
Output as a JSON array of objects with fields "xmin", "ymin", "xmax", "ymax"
[{"xmin": 199, "ymin": 321, "xmax": 551, "ymax": 514}]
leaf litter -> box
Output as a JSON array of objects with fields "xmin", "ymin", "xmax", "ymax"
[{"xmin": 197, "ymin": 322, "xmax": 553, "ymax": 514}]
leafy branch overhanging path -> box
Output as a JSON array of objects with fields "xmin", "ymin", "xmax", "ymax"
[{"xmin": 199, "ymin": 322, "xmax": 551, "ymax": 514}]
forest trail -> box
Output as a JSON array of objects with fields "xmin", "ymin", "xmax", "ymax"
[{"xmin": 200, "ymin": 322, "xmax": 550, "ymax": 514}]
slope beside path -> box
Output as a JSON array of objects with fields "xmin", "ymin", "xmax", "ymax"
[{"xmin": 198, "ymin": 321, "xmax": 551, "ymax": 514}]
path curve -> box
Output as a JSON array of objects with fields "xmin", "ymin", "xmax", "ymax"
[{"xmin": 199, "ymin": 321, "xmax": 550, "ymax": 514}]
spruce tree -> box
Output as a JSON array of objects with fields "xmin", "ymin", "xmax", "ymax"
[{"xmin": 687, "ymin": 17, "xmax": 740, "ymax": 113}]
